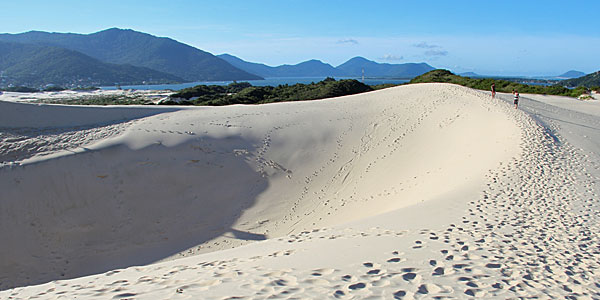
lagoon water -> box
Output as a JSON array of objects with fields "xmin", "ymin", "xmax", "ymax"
[{"xmin": 100, "ymin": 77, "xmax": 410, "ymax": 91}]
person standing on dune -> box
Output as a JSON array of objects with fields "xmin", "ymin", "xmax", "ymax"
[
  {"xmin": 491, "ymin": 83, "xmax": 496, "ymax": 98},
  {"xmin": 513, "ymin": 90, "xmax": 519, "ymax": 109}
]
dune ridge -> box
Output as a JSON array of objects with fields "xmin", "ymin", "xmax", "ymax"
[{"xmin": 3, "ymin": 83, "xmax": 598, "ymax": 298}]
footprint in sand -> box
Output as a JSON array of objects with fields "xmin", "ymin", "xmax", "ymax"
[
  {"xmin": 112, "ymin": 292, "xmax": 137, "ymax": 299},
  {"xmin": 348, "ymin": 282, "xmax": 366, "ymax": 290},
  {"xmin": 371, "ymin": 278, "xmax": 390, "ymax": 287},
  {"xmin": 366, "ymin": 269, "xmax": 381, "ymax": 275},
  {"xmin": 392, "ymin": 290, "xmax": 408, "ymax": 299},
  {"xmin": 311, "ymin": 268, "xmax": 335, "ymax": 276},
  {"xmin": 486, "ymin": 259, "xmax": 505, "ymax": 268},
  {"xmin": 401, "ymin": 272, "xmax": 418, "ymax": 282},
  {"xmin": 270, "ymin": 276, "xmax": 298, "ymax": 287},
  {"xmin": 432, "ymin": 267, "xmax": 445, "ymax": 276},
  {"xmin": 302, "ymin": 278, "xmax": 329, "ymax": 286},
  {"xmin": 417, "ymin": 283, "xmax": 444, "ymax": 294},
  {"xmin": 333, "ymin": 290, "xmax": 346, "ymax": 298},
  {"xmin": 362, "ymin": 262, "xmax": 380, "ymax": 268}
]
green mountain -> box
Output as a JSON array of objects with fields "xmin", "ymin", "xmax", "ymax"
[
  {"xmin": 218, "ymin": 54, "xmax": 346, "ymax": 77},
  {"xmin": 0, "ymin": 41, "xmax": 183, "ymax": 87},
  {"xmin": 561, "ymin": 71, "xmax": 600, "ymax": 87},
  {"xmin": 217, "ymin": 54, "xmax": 275, "ymax": 77},
  {"xmin": 557, "ymin": 70, "xmax": 585, "ymax": 79},
  {"xmin": 0, "ymin": 28, "xmax": 263, "ymax": 81},
  {"xmin": 336, "ymin": 56, "xmax": 435, "ymax": 78}
]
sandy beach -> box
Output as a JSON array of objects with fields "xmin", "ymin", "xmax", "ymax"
[
  {"xmin": 0, "ymin": 89, "xmax": 173, "ymax": 105},
  {"xmin": 1, "ymin": 83, "xmax": 599, "ymax": 299}
]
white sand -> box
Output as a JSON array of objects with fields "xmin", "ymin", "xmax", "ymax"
[
  {"xmin": 0, "ymin": 89, "xmax": 172, "ymax": 105},
  {"xmin": 1, "ymin": 83, "xmax": 599, "ymax": 299}
]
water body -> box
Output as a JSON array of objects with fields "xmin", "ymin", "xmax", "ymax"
[{"xmin": 100, "ymin": 77, "xmax": 410, "ymax": 91}]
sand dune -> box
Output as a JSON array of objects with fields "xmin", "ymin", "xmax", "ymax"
[
  {"xmin": 0, "ymin": 101, "xmax": 183, "ymax": 167},
  {"xmin": 2, "ymin": 83, "xmax": 599, "ymax": 299}
]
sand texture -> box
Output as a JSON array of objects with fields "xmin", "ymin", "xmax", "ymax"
[{"xmin": 1, "ymin": 83, "xmax": 599, "ymax": 299}]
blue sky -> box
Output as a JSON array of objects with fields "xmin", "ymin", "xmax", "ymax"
[{"xmin": 2, "ymin": 0, "xmax": 599, "ymax": 76}]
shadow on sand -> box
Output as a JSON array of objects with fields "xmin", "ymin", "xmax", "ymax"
[{"xmin": 0, "ymin": 135, "xmax": 268, "ymax": 290}]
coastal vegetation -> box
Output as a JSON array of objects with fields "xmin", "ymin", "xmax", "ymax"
[
  {"xmin": 7, "ymin": 71, "xmax": 596, "ymax": 107},
  {"xmin": 561, "ymin": 71, "xmax": 600, "ymax": 88},
  {"xmin": 166, "ymin": 78, "xmax": 373, "ymax": 106},
  {"xmin": 410, "ymin": 70, "xmax": 589, "ymax": 98},
  {"xmin": 0, "ymin": 86, "xmax": 40, "ymax": 93}
]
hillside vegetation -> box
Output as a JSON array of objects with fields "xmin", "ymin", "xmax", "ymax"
[
  {"xmin": 0, "ymin": 41, "xmax": 184, "ymax": 87},
  {"xmin": 168, "ymin": 78, "xmax": 373, "ymax": 105},
  {"xmin": 0, "ymin": 28, "xmax": 263, "ymax": 82},
  {"xmin": 410, "ymin": 70, "xmax": 588, "ymax": 97},
  {"xmin": 561, "ymin": 71, "xmax": 600, "ymax": 89}
]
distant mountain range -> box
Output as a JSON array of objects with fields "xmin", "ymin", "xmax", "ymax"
[
  {"xmin": 218, "ymin": 54, "xmax": 347, "ymax": 77},
  {"xmin": 219, "ymin": 54, "xmax": 435, "ymax": 79},
  {"xmin": 30, "ymin": 28, "xmax": 600, "ymax": 89},
  {"xmin": 0, "ymin": 28, "xmax": 262, "ymax": 87},
  {"xmin": 0, "ymin": 27, "xmax": 435, "ymax": 88},
  {"xmin": 336, "ymin": 57, "xmax": 435, "ymax": 78},
  {"xmin": 459, "ymin": 71, "xmax": 587, "ymax": 80}
]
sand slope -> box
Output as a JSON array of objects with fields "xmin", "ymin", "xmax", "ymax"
[
  {"xmin": 0, "ymin": 83, "xmax": 519, "ymax": 290},
  {"xmin": 0, "ymin": 101, "xmax": 182, "ymax": 167},
  {"xmin": 3, "ymin": 83, "xmax": 598, "ymax": 299}
]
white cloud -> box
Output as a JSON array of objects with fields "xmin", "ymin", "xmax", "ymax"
[
  {"xmin": 380, "ymin": 54, "xmax": 404, "ymax": 61},
  {"xmin": 413, "ymin": 41, "xmax": 440, "ymax": 49},
  {"xmin": 337, "ymin": 38, "xmax": 359, "ymax": 45},
  {"xmin": 425, "ymin": 50, "xmax": 448, "ymax": 56}
]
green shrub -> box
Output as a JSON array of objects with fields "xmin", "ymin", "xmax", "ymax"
[
  {"xmin": 42, "ymin": 85, "xmax": 66, "ymax": 92},
  {"xmin": 173, "ymin": 78, "xmax": 374, "ymax": 106},
  {"xmin": 410, "ymin": 70, "xmax": 578, "ymax": 97},
  {"xmin": 1, "ymin": 86, "xmax": 40, "ymax": 92}
]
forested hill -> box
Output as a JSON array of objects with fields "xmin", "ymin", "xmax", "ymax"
[
  {"xmin": 557, "ymin": 70, "xmax": 585, "ymax": 79},
  {"xmin": 0, "ymin": 28, "xmax": 263, "ymax": 82},
  {"xmin": 0, "ymin": 41, "xmax": 184, "ymax": 87},
  {"xmin": 561, "ymin": 71, "xmax": 600, "ymax": 88}
]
